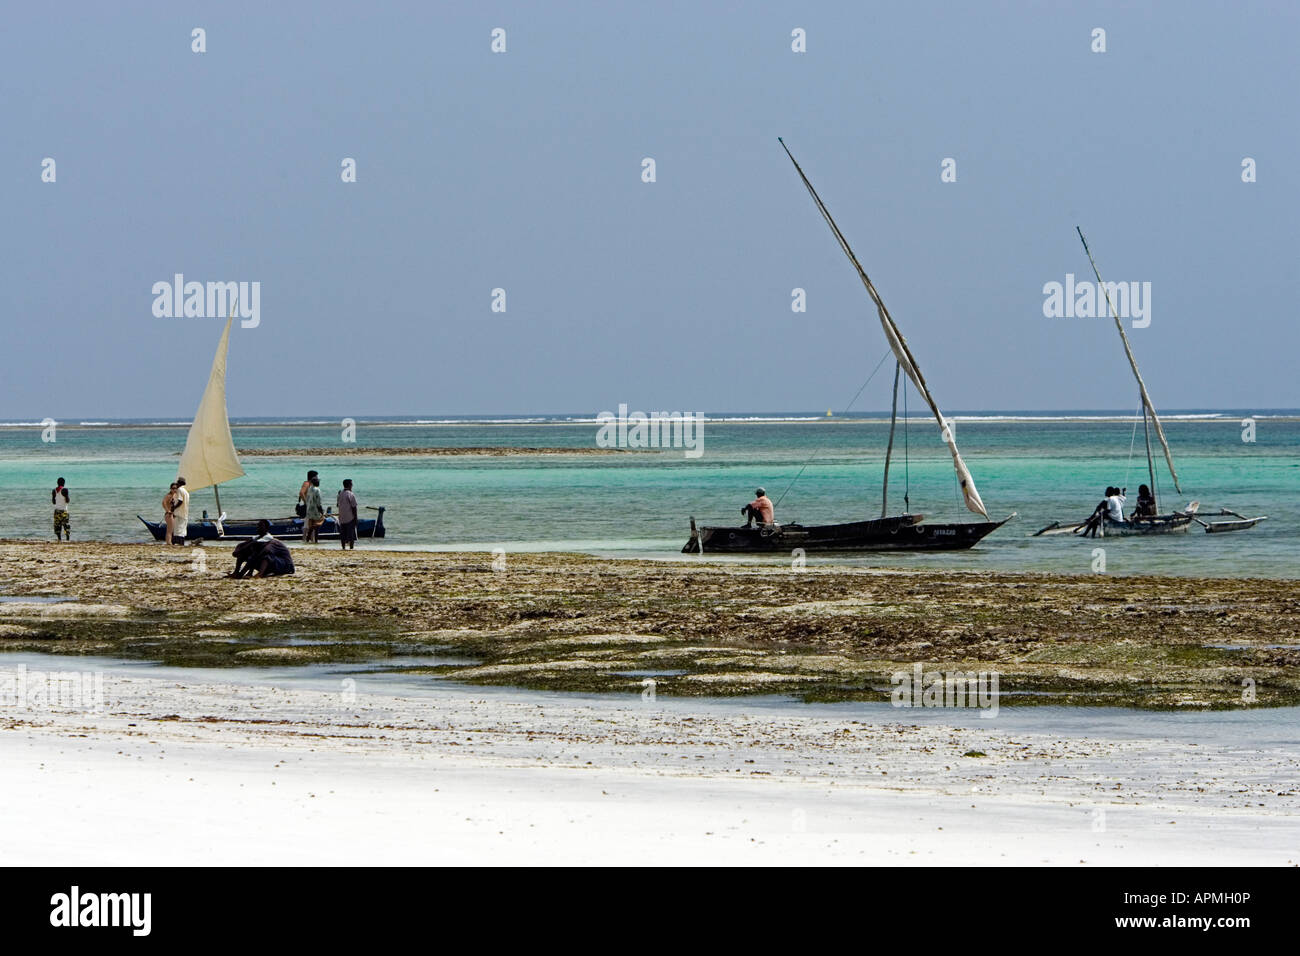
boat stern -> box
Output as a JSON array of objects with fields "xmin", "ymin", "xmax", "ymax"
[{"xmin": 682, "ymin": 517, "xmax": 704, "ymax": 554}]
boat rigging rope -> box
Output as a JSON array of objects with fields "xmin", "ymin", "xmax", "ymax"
[
  {"xmin": 1125, "ymin": 402, "xmax": 1140, "ymax": 488},
  {"xmin": 1123, "ymin": 400, "xmax": 1166, "ymax": 510},
  {"xmin": 902, "ymin": 374, "xmax": 910, "ymax": 512},
  {"xmin": 773, "ymin": 347, "xmax": 894, "ymax": 509}
]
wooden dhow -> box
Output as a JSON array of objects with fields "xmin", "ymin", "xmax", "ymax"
[{"xmin": 684, "ymin": 140, "xmax": 1012, "ymax": 554}]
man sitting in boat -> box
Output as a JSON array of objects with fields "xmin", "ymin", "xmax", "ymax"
[
  {"xmin": 228, "ymin": 521, "xmax": 296, "ymax": 578},
  {"xmin": 1132, "ymin": 484, "xmax": 1156, "ymax": 519},
  {"xmin": 1080, "ymin": 487, "xmax": 1116, "ymax": 537},
  {"xmin": 742, "ymin": 488, "xmax": 775, "ymax": 528},
  {"xmin": 1106, "ymin": 487, "xmax": 1127, "ymax": 523}
]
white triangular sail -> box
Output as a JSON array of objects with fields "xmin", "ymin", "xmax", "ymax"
[
  {"xmin": 779, "ymin": 139, "xmax": 990, "ymax": 519},
  {"xmin": 177, "ymin": 318, "xmax": 245, "ymax": 492}
]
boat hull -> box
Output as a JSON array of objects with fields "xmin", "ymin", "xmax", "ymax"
[
  {"xmin": 1100, "ymin": 514, "xmax": 1193, "ymax": 536},
  {"xmin": 682, "ymin": 514, "xmax": 1009, "ymax": 554},
  {"xmin": 139, "ymin": 508, "xmax": 386, "ymax": 542},
  {"xmin": 1033, "ymin": 513, "xmax": 1193, "ymax": 537}
]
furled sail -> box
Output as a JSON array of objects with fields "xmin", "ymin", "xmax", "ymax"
[
  {"xmin": 778, "ymin": 139, "xmax": 990, "ymax": 519},
  {"xmin": 1076, "ymin": 227, "xmax": 1181, "ymax": 493},
  {"xmin": 177, "ymin": 318, "xmax": 245, "ymax": 492}
]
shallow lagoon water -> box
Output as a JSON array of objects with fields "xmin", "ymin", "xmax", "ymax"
[{"xmin": 1, "ymin": 413, "xmax": 1296, "ymax": 578}]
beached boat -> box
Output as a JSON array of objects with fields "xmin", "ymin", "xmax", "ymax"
[
  {"xmin": 137, "ymin": 317, "xmax": 387, "ymax": 543},
  {"xmin": 138, "ymin": 510, "xmax": 385, "ymax": 543},
  {"xmin": 1032, "ymin": 230, "xmax": 1265, "ymax": 539},
  {"xmin": 683, "ymin": 140, "xmax": 1012, "ymax": 554}
]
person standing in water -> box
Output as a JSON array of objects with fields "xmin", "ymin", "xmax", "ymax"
[
  {"xmin": 336, "ymin": 478, "xmax": 358, "ymax": 550},
  {"xmin": 162, "ymin": 481, "xmax": 179, "ymax": 545},
  {"xmin": 51, "ymin": 477, "xmax": 71, "ymax": 541}
]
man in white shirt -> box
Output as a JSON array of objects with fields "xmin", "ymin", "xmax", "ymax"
[
  {"xmin": 1105, "ymin": 487, "xmax": 1127, "ymax": 523},
  {"xmin": 173, "ymin": 477, "xmax": 190, "ymax": 543}
]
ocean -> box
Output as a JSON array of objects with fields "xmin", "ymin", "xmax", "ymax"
[{"xmin": 1, "ymin": 411, "xmax": 1295, "ymax": 578}]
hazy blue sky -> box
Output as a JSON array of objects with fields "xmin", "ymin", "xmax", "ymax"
[{"xmin": 5, "ymin": 1, "xmax": 1297, "ymax": 418}]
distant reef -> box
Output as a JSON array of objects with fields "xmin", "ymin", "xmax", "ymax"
[{"xmin": 232, "ymin": 446, "xmax": 631, "ymax": 457}]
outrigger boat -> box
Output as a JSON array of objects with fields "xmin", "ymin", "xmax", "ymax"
[
  {"xmin": 1032, "ymin": 229, "xmax": 1266, "ymax": 539},
  {"xmin": 138, "ymin": 317, "xmax": 386, "ymax": 543},
  {"xmin": 683, "ymin": 140, "xmax": 1013, "ymax": 554}
]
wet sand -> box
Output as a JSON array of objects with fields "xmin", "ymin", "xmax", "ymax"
[
  {"xmin": 1, "ymin": 541, "xmax": 1297, "ymax": 708},
  {"xmin": 2, "ymin": 664, "xmax": 1296, "ymax": 865}
]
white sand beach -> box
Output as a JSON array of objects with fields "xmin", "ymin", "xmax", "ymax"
[{"xmin": 2, "ymin": 661, "xmax": 1296, "ymax": 866}]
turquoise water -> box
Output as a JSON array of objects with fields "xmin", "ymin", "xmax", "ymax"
[{"xmin": 1, "ymin": 412, "xmax": 1295, "ymax": 578}]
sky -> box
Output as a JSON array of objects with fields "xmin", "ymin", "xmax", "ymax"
[{"xmin": 4, "ymin": 1, "xmax": 1298, "ymax": 418}]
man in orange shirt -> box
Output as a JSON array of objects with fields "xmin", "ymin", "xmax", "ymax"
[{"xmin": 742, "ymin": 488, "xmax": 774, "ymax": 528}]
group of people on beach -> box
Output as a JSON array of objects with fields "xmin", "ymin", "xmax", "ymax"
[
  {"xmin": 161, "ymin": 478, "xmax": 190, "ymax": 545},
  {"xmin": 1079, "ymin": 484, "xmax": 1158, "ymax": 537},
  {"xmin": 50, "ymin": 475, "xmax": 192, "ymax": 546},
  {"xmin": 49, "ymin": 469, "xmax": 360, "ymax": 573},
  {"xmin": 296, "ymin": 470, "xmax": 360, "ymax": 548}
]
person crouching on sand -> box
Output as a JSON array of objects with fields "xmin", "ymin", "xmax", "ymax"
[
  {"xmin": 229, "ymin": 521, "xmax": 295, "ymax": 578},
  {"xmin": 162, "ymin": 482, "xmax": 179, "ymax": 545},
  {"xmin": 336, "ymin": 478, "xmax": 358, "ymax": 550},
  {"xmin": 51, "ymin": 477, "xmax": 71, "ymax": 542},
  {"xmin": 303, "ymin": 475, "xmax": 325, "ymax": 543}
]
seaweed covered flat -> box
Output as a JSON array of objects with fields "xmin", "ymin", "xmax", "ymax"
[{"xmin": 1, "ymin": 541, "xmax": 1297, "ymax": 708}]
